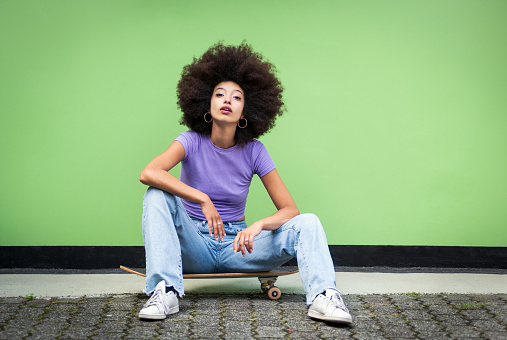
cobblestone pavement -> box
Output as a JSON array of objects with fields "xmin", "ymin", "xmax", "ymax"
[{"xmin": 1, "ymin": 293, "xmax": 506, "ymax": 339}]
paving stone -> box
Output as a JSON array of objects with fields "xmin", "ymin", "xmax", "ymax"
[
  {"xmin": 61, "ymin": 325, "xmax": 96, "ymax": 337},
  {"xmin": 434, "ymin": 314, "xmax": 469, "ymax": 324},
  {"xmin": 108, "ymin": 301, "xmax": 135, "ymax": 311},
  {"xmin": 222, "ymin": 331, "xmax": 257, "ymax": 340},
  {"xmin": 416, "ymin": 331, "xmax": 452, "ymax": 339},
  {"xmin": 444, "ymin": 324, "xmax": 482, "ymax": 338},
  {"xmin": 190, "ymin": 326, "xmax": 223, "ymax": 338},
  {"xmin": 193, "ymin": 297, "xmax": 222, "ymax": 307},
  {"xmin": 0, "ymin": 305, "xmax": 19, "ymax": 314},
  {"xmin": 125, "ymin": 326, "xmax": 160, "ymax": 338},
  {"xmin": 161, "ymin": 320, "xmax": 191, "ymax": 333},
  {"xmin": 95, "ymin": 320, "xmax": 128, "ymax": 332},
  {"xmin": 255, "ymin": 315, "xmax": 285, "ymax": 327},
  {"xmin": 255, "ymin": 325, "xmax": 287, "ymax": 338},
  {"xmin": 4, "ymin": 316, "xmax": 39, "ymax": 328},
  {"xmin": 401, "ymin": 309, "xmax": 434, "ymax": 320},
  {"xmin": 0, "ymin": 328, "xmax": 30, "ymax": 338},
  {"xmin": 369, "ymin": 306, "xmax": 399, "ymax": 316},
  {"xmin": 495, "ymin": 314, "xmax": 507, "ymax": 323},
  {"xmin": 90, "ymin": 333, "xmax": 125, "ymax": 340},
  {"xmin": 222, "ymin": 320, "xmax": 252, "ymax": 332},
  {"xmin": 285, "ymin": 319, "xmax": 317, "ymax": 331},
  {"xmin": 471, "ymin": 319, "xmax": 506, "ymax": 332},
  {"xmin": 362, "ymin": 296, "xmax": 392, "ymax": 306},
  {"xmin": 29, "ymin": 333, "xmax": 63, "ymax": 340},
  {"xmin": 0, "ymin": 297, "xmax": 24, "ymax": 304},
  {"xmin": 223, "ymin": 309, "xmax": 251, "ymax": 320},
  {"xmin": 16, "ymin": 306, "xmax": 44, "ymax": 318},
  {"xmin": 381, "ymin": 325, "xmax": 417, "ymax": 338},
  {"xmin": 427, "ymin": 304, "xmax": 458, "ymax": 314},
  {"xmin": 351, "ymin": 331, "xmax": 389, "ymax": 339},
  {"xmin": 482, "ymin": 331, "xmax": 507, "ymax": 340},
  {"xmin": 351, "ymin": 320, "xmax": 381, "ymax": 331},
  {"xmin": 49, "ymin": 302, "xmax": 78, "ymax": 312},
  {"xmin": 34, "ymin": 321, "xmax": 65, "ymax": 330},
  {"xmin": 286, "ymin": 330, "xmax": 320, "ymax": 339},
  {"xmin": 318, "ymin": 325, "xmax": 353, "ymax": 339},
  {"xmin": 169, "ymin": 309, "xmax": 193, "ymax": 320},
  {"xmin": 159, "ymin": 331, "xmax": 192, "ymax": 339},
  {"xmin": 194, "ymin": 306, "xmax": 222, "ymax": 315},
  {"xmin": 461, "ymin": 309, "xmax": 495, "ymax": 320},
  {"xmin": 191, "ymin": 314, "xmax": 221, "ymax": 325},
  {"xmin": 419, "ymin": 295, "xmax": 448, "ymax": 305},
  {"xmin": 445, "ymin": 294, "xmax": 475, "ymax": 303},
  {"xmin": 374, "ymin": 313, "xmax": 407, "ymax": 325},
  {"xmin": 100, "ymin": 310, "xmax": 130, "ymax": 321},
  {"xmin": 68, "ymin": 314, "xmax": 100, "ymax": 326},
  {"xmin": 409, "ymin": 319, "xmax": 444, "ymax": 332},
  {"xmin": 486, "ymin": 303, "xmax": 507, "ymax": 314}
]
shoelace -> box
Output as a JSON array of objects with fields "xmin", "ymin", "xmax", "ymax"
[
  {"xmin": 143, "ymin": 289, "xmax": 168, "ymax": 312},
  {"xmin": 328, "ymin": 293, "xmax": 349, "ymax": 313}
]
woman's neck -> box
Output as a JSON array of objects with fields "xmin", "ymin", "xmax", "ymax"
[{"xmin": 210, "ymin": 124, "xmax": 236, "ymax": 149}]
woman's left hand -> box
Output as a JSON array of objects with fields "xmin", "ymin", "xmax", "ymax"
[{"xmin": 233, "ymin": 222, "xmax": 263, "ymax": 257}]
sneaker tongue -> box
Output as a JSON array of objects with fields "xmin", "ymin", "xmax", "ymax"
[{"xmin": 325, "ymin": 289, "xmax": 338, "ymax": 297}]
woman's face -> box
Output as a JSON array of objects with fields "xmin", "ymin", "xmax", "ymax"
[{"xmin": 210, "ymin": 81, "xmax": 244, "ymax": 125}]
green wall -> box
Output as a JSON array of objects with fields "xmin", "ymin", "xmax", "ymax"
[{"xmin": 1, "ymin": 0, "xmax": 506, "ymax": 247}]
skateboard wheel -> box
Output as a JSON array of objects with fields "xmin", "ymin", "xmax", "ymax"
[{"xmin": 267, "ymin": 287, "xmax": 281, "ymax": 300}]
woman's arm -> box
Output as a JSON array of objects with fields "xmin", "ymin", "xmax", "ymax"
[
  {"xmin": 140, "ymin": 141, "xmax": 225, "ymax": 240},
  {"xmin": 233, "ymin": 169, "xmax": 299, "ymax": 256}
]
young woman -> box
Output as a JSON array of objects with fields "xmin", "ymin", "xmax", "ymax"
[{"xmin": 138, "ymin": 42, "xmax": 352, "ymax": 324}]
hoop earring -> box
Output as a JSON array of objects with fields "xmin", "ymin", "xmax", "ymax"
[
  {"xmin": 204, "ymin": 112, "xmax": 213, "ymax": 123},
  {"xmin": 238, "ymin": 118, "xmax": 247, "ymax": 129}
]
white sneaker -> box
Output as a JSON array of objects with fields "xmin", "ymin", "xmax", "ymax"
[
  {"xmin": 308, "ymin": 289, "xmax": 352, "ymax": 324},
  {"xmin": 138, "ymin": 280, "xmax": 179, "ymax": 320}
]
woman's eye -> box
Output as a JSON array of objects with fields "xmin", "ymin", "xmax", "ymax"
[
  {"xmin": 233, "ymin": 96, "xmax": 242, "ymax": 100},
  {"xmin": 216, "ymin": 93, "xmax": 224, "ymax": 97}
]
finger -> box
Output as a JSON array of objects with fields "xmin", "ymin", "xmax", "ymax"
[
  {"xmin": 240, "ymin": 235, "xmax": 247, "ymax": 257},
  {"xmin": 233, "ymin": 234, "xmax": 239, "ymax": 252},
  {"xmin": 213, "ymin": 220, "xmax": 218, "ymax": 241},
  {"xmin": 240, "ymin": 242, "xmax": 246, "ymax": 257},
  {"xmin": 244, "ymin": 236, "xmax": 252, "ymax": 254},
  {"xmin": 217, "ymin": 220, "xmax": 224, "ymax": 241},
  {"xmin": 246, "ymin": 236, "xmax": 253, "ymax": 253}
]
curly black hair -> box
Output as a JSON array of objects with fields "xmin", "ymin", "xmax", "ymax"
[{"xmin": 177, "ymin": 42, "xmax": 285, "ymax": 145}]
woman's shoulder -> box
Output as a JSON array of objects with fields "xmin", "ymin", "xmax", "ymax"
[
  {"xmin": 241, "ymin": 139, "xmax": 272, "ymax": 162},
  {"xmin": 245, "ymin": 138, "xmax": 269, "ymax": 152},
  {"xmin": 176, "ymin": 130, "xmax": 206, "ymax": 143},
  {"xmin": 175, "ymin": 131, "xmax": 207, "ymax": 158}
]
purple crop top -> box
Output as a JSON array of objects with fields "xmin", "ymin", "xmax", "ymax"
[{"xmin": 175, "ymin": 131, "xmax": 276, "ymax": 222}]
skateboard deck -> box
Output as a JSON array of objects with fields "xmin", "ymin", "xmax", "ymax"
[{"xmin": 120, "ymin": 265, "xmax": 298, "ymax": 300}]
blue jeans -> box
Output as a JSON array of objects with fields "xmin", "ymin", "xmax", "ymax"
[{"xmin": 142, "ymin": 187, "xmax": 338, "ymax": 305}]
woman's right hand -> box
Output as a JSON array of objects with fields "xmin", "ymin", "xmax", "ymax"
[{"xmin": 200, "ymin": 197, "xmax": 225, "ymax": 241}]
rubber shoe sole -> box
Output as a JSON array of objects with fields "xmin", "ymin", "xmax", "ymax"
[
  {"xmin": 307, "ymin": 309, "xmax": 352, "ymax": 324},
  {"xmin": 139, "ymin": 305, "xmax": 179, "ymax": 320}
]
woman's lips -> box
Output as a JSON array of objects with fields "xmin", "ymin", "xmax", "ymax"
[{"xmin": 220, "ymin": 106, "xmax": 232, "ymax": 114}]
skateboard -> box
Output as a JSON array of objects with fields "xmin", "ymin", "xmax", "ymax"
[{"xmin": 120, "ymin": 265, "xmax": 298, "ymax": 300}]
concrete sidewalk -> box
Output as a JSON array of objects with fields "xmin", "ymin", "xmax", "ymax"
[{"xmin": 1, "ymin": 269, "xmax": 506, "ymax": 298}]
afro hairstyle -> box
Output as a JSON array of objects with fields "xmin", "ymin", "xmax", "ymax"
[{"xmin": 177, "ymin": 42, "xmax": 285, "ymax": 145}]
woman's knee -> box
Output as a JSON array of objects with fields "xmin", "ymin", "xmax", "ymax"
[
  {"xmin": 294, "ymin": 213, "xmax": 321, "ymax": 225},
  {"xmin": 290, "ymin": 213, "xmax": 325, "ymax": 233},
  {"xmin": 143, "ymin": 187, "xmax": 179, "ymax": 211}
]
